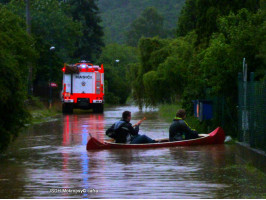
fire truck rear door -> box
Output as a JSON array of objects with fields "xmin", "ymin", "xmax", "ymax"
[{"xmin": 73, "ymin": 72, "xmax": 95, "ymax": 94}]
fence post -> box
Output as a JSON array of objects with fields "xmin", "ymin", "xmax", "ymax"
[
  {"xmin": 238, "ymin": 72, "xmax": 243, "ymax": 142},
  {"xmin": 249, "ymin": 72, "xmax": 255, "ymax": 147}
]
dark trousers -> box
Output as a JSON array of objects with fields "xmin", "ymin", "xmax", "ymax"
[
  {"xmin": 130, "ymin": 134, "xmax": 156, "ymax": 144},
  {"xmin": 185, "ymin": 132, "xmax": 199, "ymax": 140}
]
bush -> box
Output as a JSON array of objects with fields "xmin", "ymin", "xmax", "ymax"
[{"xmin": 0, "ymin": 5, "xmax": 36, "ymax": 151}]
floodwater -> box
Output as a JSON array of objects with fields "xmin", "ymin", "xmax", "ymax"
[{"xmin": 0, "ymin": 105, "xmax": 265, "ymax": 198}]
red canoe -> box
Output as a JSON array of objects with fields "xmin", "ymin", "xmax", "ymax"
[{"xmin": 86, "ymin": 127, "xmax": 225, "ymax": 150}]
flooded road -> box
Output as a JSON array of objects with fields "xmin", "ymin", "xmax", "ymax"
[{"xmin": 0, "ymin": 105, "xmax": 265, "ymax": 198}]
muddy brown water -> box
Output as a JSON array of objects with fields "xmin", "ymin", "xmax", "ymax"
[{"xmin": 0, "ymin": 105, "xmax": 265, "ymax": 198}]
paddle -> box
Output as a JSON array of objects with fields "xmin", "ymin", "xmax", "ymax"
[{"xmin": 133, "ymin": 117, "xmax": 146, "ymax": 127}]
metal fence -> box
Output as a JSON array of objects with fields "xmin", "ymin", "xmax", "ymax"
[
  {"xmin": 238, "ymin": 72, "xmax": 266, "ymax": 152},
  {"xmin": 204, "ymin": 88, "xmax": 237, "ymax": 134}
]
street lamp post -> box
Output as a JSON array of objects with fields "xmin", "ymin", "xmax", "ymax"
[
  {"xmin": 115, "ymin": 59, "xmax": 120, "ymax": 68},
  {"xmin": 49, "ymin": 46, "xmax": 55, "ymax": 109}
]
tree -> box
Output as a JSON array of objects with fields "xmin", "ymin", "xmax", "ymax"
[
  {"xmin": 177, "ymin": 0, "xmax": 260, "ymax": 45},
  {"xmin": 68, "ymin": 0, "xmax": 104, "ymax": 61},
  {"xmin": 181, "ymin": 8, "xmax": 266, "ymax": 133},
  {"xmin": 0, "ymin": 5, "xmax": 37, "ymax": 151},
  {"xmin": 98, "ymin": 0, "xmax": 185, "ymax": 44},
  {"xmin": 176, "ymin": 0, "xmax": 197, "ymax": 36},
  {"xmin": 194, "ymin": 8, "xmax": 266, "ymax": 100},
  {"xmin": 30, "ymin": 0, "xmax": 82, "ymax": 88},
  {"xmin": 126, "ymin": 7, "xmax": 166, "ymax": 46},
  {"xmin": 130, "ymin": 37, "xmax": 170, "ymax": 108},
  {"xmin": 97, "ymin": 44, "xmax": 138, "ymax": 104},
  {"xmin": 6, "ymin": 0, "xmax": 83, "ymax": 94},
  {"xmin": 130, "ymin": 33, "xmax": 197, "ymax": 107}
]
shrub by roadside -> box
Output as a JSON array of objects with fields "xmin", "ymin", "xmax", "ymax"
[{"xmin": 26, "ymin": 96, "xmax": 61, "ymax": 124}]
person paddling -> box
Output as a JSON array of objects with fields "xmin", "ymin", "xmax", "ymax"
[
  {"xmin": 106, "ymin": 111, "xmax": 156, "ymax": 144},
  {"xmin": 169, "ymin": 109, "xmax": 199, "ymax": 141}
]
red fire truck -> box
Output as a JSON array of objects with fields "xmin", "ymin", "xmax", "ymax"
[{"xmin": 61, "ymin": 61, "xmax": 104, "ymax": 113}]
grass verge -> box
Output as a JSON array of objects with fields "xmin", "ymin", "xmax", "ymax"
[
  {"xmin": 26, "ymin": 96, "xmax": 61, "ymax": 124},
  {"xmin": 222, "ymin": 163, "xmax": 266, "ymax": 198}
]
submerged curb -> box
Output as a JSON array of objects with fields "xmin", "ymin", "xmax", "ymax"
[{"xmin": 236, "ymin": 142, "xmax": 266, "ymax": 173}]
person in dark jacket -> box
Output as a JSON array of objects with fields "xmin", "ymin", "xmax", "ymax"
[
  {"xmin": 169, "ymin": 109, "xmax": 199, "ymax": 141},
  {"xmin": 106, "ymin": 111, "xmax": 156, "ymax": 144}
]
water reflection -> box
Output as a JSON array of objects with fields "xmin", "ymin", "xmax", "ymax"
[
  {"xmin": 61, "ymin": 113, "xmax": 106, "ymax": 198},
  {"xmin": 0, "ymin": 105, "xmax": 265, "ymax": 198},
  {"xmin": 62, "ymin": 113, "xmax": 105, "ymax": 146}
]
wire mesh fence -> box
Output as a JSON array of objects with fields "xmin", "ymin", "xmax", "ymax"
[{"xmin": 238, "ymin": 72, "xmax": 266, "ymax": 152}]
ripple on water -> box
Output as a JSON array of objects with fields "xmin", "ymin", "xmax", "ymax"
[{"xmin": 0, "ymin": 105, "xmax": 265, "ymax": 198}]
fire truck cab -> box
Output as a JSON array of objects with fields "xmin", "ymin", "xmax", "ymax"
[{"xmin": 61, "ymin": 61, "xmax": 104, "ymax": 113}]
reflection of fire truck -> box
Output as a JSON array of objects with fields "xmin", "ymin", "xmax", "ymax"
[{"xmin": 61, "ymin": 61, "xmax": 104, "ymax": 114}]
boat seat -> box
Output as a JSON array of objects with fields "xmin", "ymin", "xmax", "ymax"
[
  {"xmin": 155, "ymin": 138, "xmax": 169, "ymax": 142},
  {"xmin": 198, "ymin": 133, "xmax": 208, "ymax": 137},
  {"xmin": 106, "ymin": 138, "xmax": 115, "ymax": 143}
]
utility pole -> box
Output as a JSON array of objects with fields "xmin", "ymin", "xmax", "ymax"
[
  {"xmin": 26, "ymin": 0, "xmax": 31, "ymax": 34},
  {"xmin": 26, "ymin": 0, "xmax": 33, "ymax": 96}
]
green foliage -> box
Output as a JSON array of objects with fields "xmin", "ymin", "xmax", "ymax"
[
  {"xmin": 98, "ymin": 0, "xmax": 185, "ymax": 44},
  {"xmin": 176, "ymin": 0, "xmax": 196, "ymax": 36},
  {"xmin": 0, "ymin": 0, "xmax": 104, "ymax": 150},
  {"xmin": 177, "ymin": 0, "xmax": 260, "ymax": 45},
  {"xmin": 182, "ymin": 8, "xmax": 265, "ymax": 133},
  {"xmin": 131, "ymin": 34, "xmax": 196, "ymax": 107},
  {"xmin": 6, "ymin": 0, "xmax": 83, "ymax": 90},
  {"xmin": 126, "ymin": 7, "xmax": 166, "ymax": 47},
  {"xmin": 8, "ymin": 0, "xmax": 81, "ymax": 62},
  {"xmin": 0, "ymin": 5, "xmax": 36, "ymax": 151},
  {"xmin": 130, "ymin": 2, "xmax": 264, "ymax": 135},
  {"xmin": 32, "ymin": 0, "xmax": 82, "ymax": 61},
  {"xmin": 97, "ymin": 44, "xmax": 138, "ymax": 104},
  {"xmin": 5, "ymin": 0, "xmax": 105, "ymax": 93},
  {"xmin": 139, "ymin": 37, "xmax": 169, "ymax": 72},
  {"xmin": 31, "ymin": 0, "xmax": 82, "ymax": 87},
  {"xmin": 193, "ymin": 8, "xmax": 266, "ymax": 100},
  {"xmin": 68, "ymin": 0, "xmax": 104, "ymax": 61},
  {"xmin": 129, "ymin": 37, "xmax": 170, "ymax": 108},
  {"xmin": 27, "ymin": 96, "xmax": 61, "ymax": 124},
  {"xmin": 187, "ymin": 8, "xmax": 265, "ymax": 133},
  {"xmin": 157, "ymin": 32, "xmax": 197, "ymax": 99},
  {"xmin": 218, "ymin": 8, "xmax": 266, "ymax": 79},
  {"xmin": 143, "ymin": 71, "xmax": 160, "ymax": 105}
]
